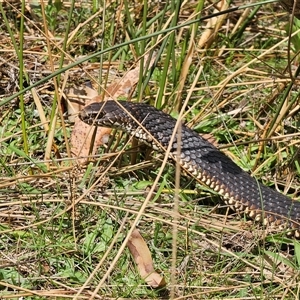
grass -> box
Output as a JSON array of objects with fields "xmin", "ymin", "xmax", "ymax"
[{"xmin": 0, "ymin": 0, "xmax": 300, "ymax": 299}]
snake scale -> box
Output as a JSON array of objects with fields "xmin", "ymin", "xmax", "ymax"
[{"xmin": 79, "ymin": 100, "xmax": 300, "ymax": 237}]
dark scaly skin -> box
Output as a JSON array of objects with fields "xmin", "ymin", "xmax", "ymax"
[{"xmin": 79, "ymin": 100, "xmax": 300, "ymax": 237}]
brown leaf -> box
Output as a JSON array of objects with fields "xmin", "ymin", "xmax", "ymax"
[{"xmin": 127, "ymin": 229, "xmax": 166, "ymax": 288}]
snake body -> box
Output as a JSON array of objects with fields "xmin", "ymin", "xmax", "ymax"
[{"xmin": 79, "ymin": 100, "xmax": 300, "ymax": 237}]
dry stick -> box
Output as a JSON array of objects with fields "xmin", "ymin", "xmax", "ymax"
[
  {"xmin": 170, "ymin": 123, "xmax": 182, "ymax": 299},
  {"xmin": 0, "ymin": 281, "xmax": 46, "ymax": 298},
  {"xmin": 222, "ymin": 132, "xmax": 300, "ymax": 149},
  {"xmin": 256, "ymin": 76, "xmax": 300, "ymax": 169}
]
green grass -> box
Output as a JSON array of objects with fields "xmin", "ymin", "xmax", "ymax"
[{"xmin": 0, "ymin": 0, "xmax": 300, "ymax": 299}]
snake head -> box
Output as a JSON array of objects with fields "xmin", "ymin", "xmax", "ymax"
[
  {"xmin": 79, "ymin": 102, "xmax": 107, "ymax": 125},
  {"xmin": 79, "ymin": 100, "xmax": 134, "ymax": 130}
]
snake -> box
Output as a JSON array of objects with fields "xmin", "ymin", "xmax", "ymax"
[{"xmin": 79, "ymin": 100, "xmax": 300, "ymax": 238}]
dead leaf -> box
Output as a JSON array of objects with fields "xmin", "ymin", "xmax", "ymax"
[{"xmin": 127, "ymin": 229, "xmax": 166, "ymax": 288}]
